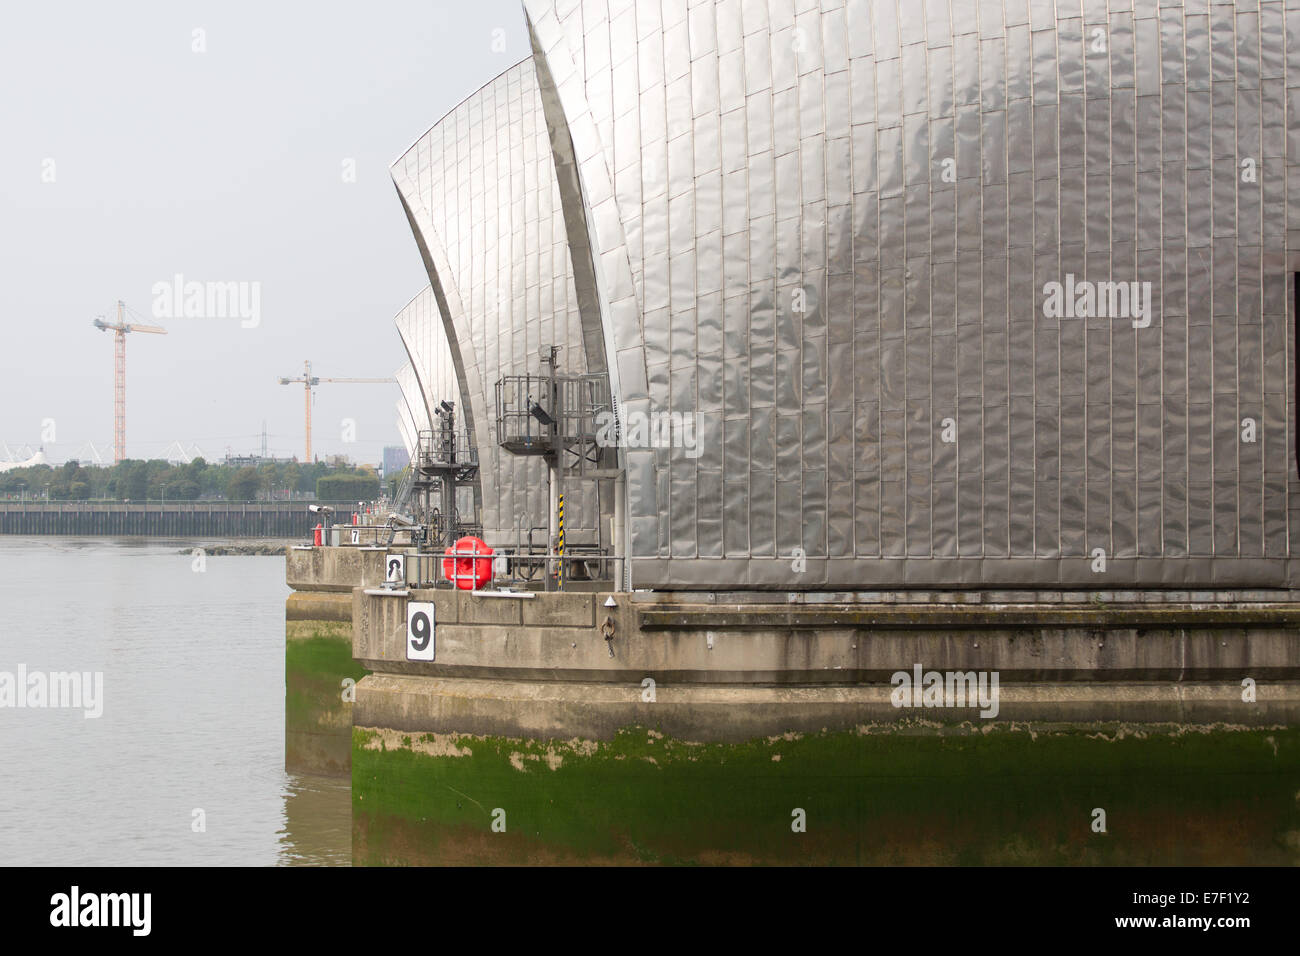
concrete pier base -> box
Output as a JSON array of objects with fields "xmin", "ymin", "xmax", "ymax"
[
  {"xmin": 279, "ymin": 547, "xmax": 1300, "ymax": 864},
  {"xmin": 351, "ymin": 720, "xmax": 1300, "ymax": 866},
  {"xmin": 284, "ymin": 582, "xmax": 369, "ymax": 776},
  {"xmin": 345, "ymin": 581, "xmax": 1300, "ymax": 865}
]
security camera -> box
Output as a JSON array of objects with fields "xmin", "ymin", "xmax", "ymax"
[
  {"xmin": 308, "ymin": 504, "xmax": 334, "ymax": 515},
  {"xmin": 439, "ymin": 400, "xmax": 454, "ymax": 415},
  {"xmin": 529, "ymin": 401, "xmax": 555, "ymax": 427}
]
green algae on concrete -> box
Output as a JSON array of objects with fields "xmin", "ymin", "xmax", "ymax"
[
  {"xmin": 352, "ymin": 722, "xmax": 1300, "ymax": 866},
  {"xmin": 286, "ymin": 620, "xmax": 368, "ymax": 776}
]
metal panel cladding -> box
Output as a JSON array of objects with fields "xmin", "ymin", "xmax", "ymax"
[
  {"xmin": 525, "ymin": 0, "xmax": 1300, "ymax": 589},
  {"xmin": 392, "ymin": 59, "xmax": 602, "ymax": 545},
  {"xmin": 394, "ymin": 286, "xmax": 466, "ymax": 434},
  {"xmin": 396, "ymin": 400, "xmax": 418, "ymax": 461},
  {"xmin": 395, "ymin": 362, "xmax": 431, "ymax": 460}
]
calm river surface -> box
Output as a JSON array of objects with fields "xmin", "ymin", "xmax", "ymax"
[{"xmin": 0, "ymin": 536, "xmax": 349, "ymax": 866}]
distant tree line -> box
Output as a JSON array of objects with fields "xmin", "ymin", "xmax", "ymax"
[{"xmin": 0, "ymin": 458, "xmax": 380, "ymax": 503}]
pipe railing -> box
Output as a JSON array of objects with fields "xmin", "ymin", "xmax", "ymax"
[{"xmin": 375, "ymin": 546, "xmax": 625, "ymax": 590}]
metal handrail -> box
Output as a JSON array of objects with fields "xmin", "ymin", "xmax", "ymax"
[
  {"xmin": 391, "ymin": 463, "xmax": 416, "ymax": 513},
  {"xmin": 386, "ymin": 547, "xmax": 624, "ymax": 589},
  {"xmin": 416, "ymin": 428, "xmax": 476, "ymax": 469}
]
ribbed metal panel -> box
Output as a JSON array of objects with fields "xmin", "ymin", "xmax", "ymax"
[
  {"xmin": 526, "ymin": 0, "xmax": 1300, "ymax": 589},
  {"xmin": 394, "ymin": 287, "xmax": 464, "ymax": 433},
  {"xmin": 395, "ymin": 363, "xmax": 429, "ymax": 460},
  {"xmin": 392, "ymin": 62, "xmax": 604, "ymax": 546},
  {"xmin": 395, "ymin": 398, "xmax": 418, "ymax": 461}
]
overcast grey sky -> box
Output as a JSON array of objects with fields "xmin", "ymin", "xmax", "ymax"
[{"xmin": 0, "ymin": 0, "xmax": 529, "ymax": 466}]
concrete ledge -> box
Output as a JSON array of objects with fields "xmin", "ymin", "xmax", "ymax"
[
  {"xmin": 287, "ymin": 546, "xmax": 386, "ymax": 592},
  {"xmin": 286, "ymin": 590, "xmax": 353, "ymax": 623},
  {"xmin": 639, "ymin": 603, "xmax": 1300, "ymax": 630},
  {"xmin": 630, "ymin": 588, "xmax": 1300, "ymax": 604},
  {"xmin": 460, "ymin": 593, "xmax": 523, "ymax": 626},
  {"xmin": 353, "ymin": 674, "xmax": 1300, "ymax": 741},
  {"xmin": 522, "ymin": 592, "xmax": 595, "ymax": 628},
  {"xmin": 352, "ymin": 590, "xmax": 1300, "ymax": 684}
]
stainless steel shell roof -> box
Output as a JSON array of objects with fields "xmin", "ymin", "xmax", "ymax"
[
  {"xmin": 395, "ymin": 362, "xmax": 430, "ymax": 460},
  {"xmin": 394, "ymin": 286, "xmax": 464, "ymax": 435},
  {"xmin": 525, "ymin": 0, "xmax": 1300, "ymax": 589},
  {"xmin": 392, "ymin": 59, "xmax": 603, "ymax": 546},
  {"xmin": 395, "ymin": 399, "xmax": 418, "ymax": 461}
]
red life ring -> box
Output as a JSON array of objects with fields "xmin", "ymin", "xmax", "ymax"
[{"xmin": 442, "ymin": 536, "xmax": 494, "ymax": 590}]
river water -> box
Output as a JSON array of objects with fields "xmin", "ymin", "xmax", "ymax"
[{"xmin": 0, "ymin": 536, "xmax": 349, "ymax": 866}]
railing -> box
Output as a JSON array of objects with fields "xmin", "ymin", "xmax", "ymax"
[
  {"xmin": 0, "ymin": 500, "xmax": 365, "ymax": 511},
  {"xmin": 494, "ymin": 375, "xmax": 551, "ymax": 452},
  {"xmin": 376, "ymin": 545, "xmax": 622, "ymax": 590},
  {"xmin": 481, "ymin": 545, "xmax": 618, "ymax": 588},
  {"xmin": 0, "ymin": 500, "xmax": 375, "ymax": 536},
  {"xmin": 558, "ymin": 374, "xmax": 613, "ymax": 448},
  {"xmin": 494, "ymin": 373, "xmax": 611, "ymax": 453},
  {"xmin": 332, "ymin": 524, "xmax": 397, "ymax": 547},
  {"xmin": 416, "ymin": 428, "xmax": 476, "ymax": 470},
  {"xmin": 391, "ymin": 464, "xmax": 416, "ymax": 513}
]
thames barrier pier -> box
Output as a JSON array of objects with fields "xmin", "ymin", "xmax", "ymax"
[
  {"xmin": 291, "ymin": 0, "xmax": 1300, "ymax": 864},
  {"xmin": 284, "ymin": 542, "xmax": 1300, "ymax": 865}
]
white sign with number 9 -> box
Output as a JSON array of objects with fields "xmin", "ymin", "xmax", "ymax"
[{"xmin": 406, "ymin": 601, "xmax": 435, "ymax": 661}]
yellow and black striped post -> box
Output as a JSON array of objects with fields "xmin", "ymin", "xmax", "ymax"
[{"xmin": 556, "ymin": 493, "xmax": 565, "ymax": 590}]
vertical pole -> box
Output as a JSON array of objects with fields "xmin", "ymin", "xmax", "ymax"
[
  {"xmin": 613, "ymin": 471, "xmax": 626, "ymax": 591},
  {"xmin": 441, "ymin": 409, "xmax": 455, "ymax": 539},
  {"xmin": 304, "ymin": 360, "xmax": 313, "ymax": 463},
  {"xmin": 546, "ymin": 461, "xmax": 557, "ymax": 592},
  {"xmin": 114, "ymin": 301, "xmax": 126, "ymax": 464},
  {"xmin": 546, "ymin": 345, "xmax": 562, "ymax": 592}
]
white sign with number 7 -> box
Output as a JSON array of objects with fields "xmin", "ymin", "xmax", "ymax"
[{"xmin": 406, "ymin": 601, "xmax": 435, "ymax": 661}]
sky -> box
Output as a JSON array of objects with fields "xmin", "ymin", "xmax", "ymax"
[{"xmin": 0, "ymin": 0, "xmax": 529, "ymax": 467}]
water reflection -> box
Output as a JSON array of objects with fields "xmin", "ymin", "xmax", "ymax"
[
  {"xmin": 0, "ymin": 537, "xmax": 351, "ymax": 866},
  {"xmin": 278, "ymin": 773, "xmax": 351, "ymax": 866}
]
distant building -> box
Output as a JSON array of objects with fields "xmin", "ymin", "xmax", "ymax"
[
  {"xmin": 0, "ymin": 449, "xmax": 47, "ymax": 473},
  {"xmin": 383, "ymin": 445, "xmax": 409, "ymax": 476},
  {"xmin": 222, "ymin": 454, "xmax": 296, "ymax": 468}
]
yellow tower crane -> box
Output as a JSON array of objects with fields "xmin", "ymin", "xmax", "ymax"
[
  {"xmin": 277, "ymin": 360, "xmax": 392, "ymax": 462},
  {"xmin": 93, "ymin": 300, "xmax": 167, "ymax": 464}
]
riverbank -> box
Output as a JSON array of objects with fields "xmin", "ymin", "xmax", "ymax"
[{"xmin": 179, "ymin": 541, "xmax": 295, "ymax": 556}]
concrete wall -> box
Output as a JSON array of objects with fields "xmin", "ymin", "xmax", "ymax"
[
  {"xmin": 352, "ymin": 588, "xmax": 1300, "ymax": 734},
  {"xmin": 285, "ymin": 548, "xmax": 1300, "ymax": 864},
  {"xmin": 349, "ymin": 588, "xmax": 1300, "ymax": 865},
  {"xmin": 287, "ymin": 546, "xmax": 388, "ymax": 593},
  {"xmin": 285, "ymin": 591, "xmax": 368, "ymax": 776}
]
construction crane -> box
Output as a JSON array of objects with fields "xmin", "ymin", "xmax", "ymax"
[
  {"xmin": 93, "ymin": 301, "xmax": 167, "ymax": 464},
  {"xmin": 277, "ymin": 361, "xmax": 392, "ymax": 462}
]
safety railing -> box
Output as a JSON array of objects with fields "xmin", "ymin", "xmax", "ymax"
[
  {"xmin": 331, "ymin": 524, "xmax": 393, "ymax": 547},
  {"xmin": 494, "ymin": 373, "xmax": 612, "ymax": 454},
  {"xmin": 379, "ymin": 547, "xmax": 624, "ymax": 590},
  {"xmin": 416, "ymin": 428, "xmax": 476, "ymax": 470}
]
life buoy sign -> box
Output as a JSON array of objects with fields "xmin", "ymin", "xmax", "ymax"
[{"xmin": 442, "ymin": 536, "xmax": 494, "ymax": 590}]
